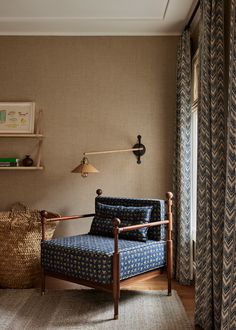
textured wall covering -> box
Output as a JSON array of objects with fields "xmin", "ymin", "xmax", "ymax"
[
  {"xmin": 0, "ymin": 37, "xmax": 178, "ymax": 236},
  {"xmin": 173, "ymin": 29, "xmax": 192, "ymax": 285}
]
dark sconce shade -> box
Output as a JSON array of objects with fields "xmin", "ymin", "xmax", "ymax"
[{"xmin": 71, "ymin": 135, "xmax": 146, "ymax": 178}]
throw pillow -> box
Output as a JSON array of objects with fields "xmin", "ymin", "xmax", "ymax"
[{"xmin": 89, "ymin": 203, "xmax": 153, "ymax": 242}]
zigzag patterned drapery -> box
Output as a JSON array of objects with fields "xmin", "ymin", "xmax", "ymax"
[
  {"xmin": 195, "ymin": 0, "xmax": 226, "ymax": 329},
  {"xmin": 173, "ymin": 29, "xmax": 192, "ymax": 285},
  {"xmin": 221, "ymin": 0, "xmax": 236, "ymax": 328}
]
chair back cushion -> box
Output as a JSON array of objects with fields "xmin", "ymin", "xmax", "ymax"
[
  {"xmin": 92, "ymin": 196, "xmax": 166, "ymax": 241},
  {"xmin": 89, "ymin": 203, "xmax": 153, "ymax": 242}
]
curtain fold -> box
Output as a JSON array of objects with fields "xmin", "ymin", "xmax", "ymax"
[
  {"xmin": 221, "ymin": 0, "xmax": 236, "ymax": 328},
  {"xmin": 195, "ymin": 0, "xmax": 226, "ymax": 329},
  {"xmin": 173, "ymin": 29, "xmax": 192, "ymax": 285}
]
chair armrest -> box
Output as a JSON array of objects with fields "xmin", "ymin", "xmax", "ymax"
[
  {"xmin": 112, "ymin": 218, "xmax": 170, "ymax": 255},
  {"xmin": 40, "ymin": 211, "xmax": 95, "ymax": 241},
  {"xmin": 40, "ymin": 210, "xmax": 95, "ymax": 223},
  {"xmin": 117, "ymin": 220, "xmax": 169, "ymax": 233}
]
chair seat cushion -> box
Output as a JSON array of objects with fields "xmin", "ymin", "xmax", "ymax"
[{"xmin": 41, "ymin": 234, "xmax": 166, "ymax": 285}]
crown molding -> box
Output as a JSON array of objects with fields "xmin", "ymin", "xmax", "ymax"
[
  {"xmin": 0, "ymin": 15, "xmax": 182, "ymax": 36},
  {"xmin": 0, "ymin": 32, "xmax": 181, "ymax": 36}
]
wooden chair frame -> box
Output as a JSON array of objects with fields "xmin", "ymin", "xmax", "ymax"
[{"xmin": 40, "ymin": 190, "xmax": 173, "ymax": 320}]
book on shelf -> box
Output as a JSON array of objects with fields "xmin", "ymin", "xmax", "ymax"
[
  {"xmin": 0, "ymin": 158, "xmax": 20, "ymax": 166},
  {"xmin": 0, "ymin": 162, "xmax": 18, "ymax": 167},
  {"xmin": 0, "ymin": 158, "xmax": 19, "ymax": 163}
]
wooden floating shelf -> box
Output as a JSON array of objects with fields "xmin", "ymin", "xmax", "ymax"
[
  {"xmin": 0, "ymin": 166, "xmax": 44, "ymax": 171},
  {"xmin": 0, "ymin": 134, "xmax": 43, "ymax": 138}
]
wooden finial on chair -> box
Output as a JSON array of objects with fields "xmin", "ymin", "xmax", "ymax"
[
  {"xmin": 166, "ymin": 191, "xmax": 173, "ymax": 200},
  {"xmin": 112, "ymin": 218, "xmax": 121, "ymax": 228},
  {"xmin": 96, "ymin": 189, "xmax": 103, "ymax": 196},
  {"xmin": 40, "ymin": 210, "xmax": 48, "ymax": 218}
]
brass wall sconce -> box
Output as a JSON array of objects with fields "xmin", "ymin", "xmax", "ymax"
[{"xmin": 72, "ymin": 135, "xmax": 146, "ymax": 177}]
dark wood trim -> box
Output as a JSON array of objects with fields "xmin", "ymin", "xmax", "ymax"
[
  {"xmin": 42, "ymin": 213, "xmax": 95, "ymax": 223},
  {"xmin": 166, "ymin": 192, "xmax": 173, "ymax": 295},
  {"xmin": 40, "ymin": 210, "xmax": 60, "ymax": 292},
  {"xmin": 166, "ymin": 192, "xmax": 173, "ymax": 241},
  {"xmin": 112, "ymin": 218, "xmax": 121, "ymax": 319},
  {"xmin": 167, "ymin": 240, "xmax": 172, "ymax": 295},
  {"xmin": 44, "ymin": 269, "xmax": 164, "ymax": 294},
  {"xmin": 41, "ymin": 268, "xmax": 45, "ymax": 296},
  {"xmin": 96, "ymin": 189, "xmax": 103, "ymax": 196},
  {"xmin": 44, "ymin": 271, "xmax": 113, "ymax": 293},
  {"xmin": 41, "ymin": 214, "xmax": 46, "ymax": 241}
]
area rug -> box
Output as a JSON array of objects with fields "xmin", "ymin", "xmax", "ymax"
[{"xmin": 0, "ymin": 289, "xmax": 193, "ymax": 330}]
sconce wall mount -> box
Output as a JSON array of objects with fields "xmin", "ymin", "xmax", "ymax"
[{"xmin": 132, "ymin": 135, "xmax": 146, "ymax": 164}]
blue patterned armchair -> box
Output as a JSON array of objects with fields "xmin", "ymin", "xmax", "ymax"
[{"xmin": 40, "ymin": 189, "xmax": 173, "ymax": 320}]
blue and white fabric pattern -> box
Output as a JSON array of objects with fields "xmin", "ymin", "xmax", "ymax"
[
  {"xmin": 89, "ymin": 203, "xmax": 153, "ymax": 242},
  {"xmin": 94, "ymin": 196, "xmax": 166, "ymax": 241},
  {"xmin": 41, "ymin": 234, "xmax": 166, "ymax": 285}
]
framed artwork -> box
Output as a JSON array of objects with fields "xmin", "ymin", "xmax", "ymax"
[
  {"xmin": 0, "ymin": 102, "xmax": 35, "ymax": 133},
  {"xmin": 192, "ymin": 49, "xmax": 199, "ymax": 105}
]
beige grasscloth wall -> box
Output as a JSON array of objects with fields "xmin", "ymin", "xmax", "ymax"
[{"xmin": 0, "ymin": 36, "xmax": 178, "ymax": 236}]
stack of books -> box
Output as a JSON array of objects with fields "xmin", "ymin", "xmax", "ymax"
[{"xmin": 0, "ymin": 158, "xmax": 20, "ymax": 167}]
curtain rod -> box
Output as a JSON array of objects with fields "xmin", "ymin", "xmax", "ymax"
[{"xmin": 185, "ymin": 0, "xmax": 200, "ymax": 30}]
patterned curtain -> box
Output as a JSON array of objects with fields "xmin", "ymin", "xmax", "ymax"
[
  {"xmin": 195, "ymin": 0, "xmax": 226, "ymax": 329},
  {"xmin": 221, "ymin": 1, "xmax": 236, "ymax": 329},
  {"xmin": 173, "ymin": 29, "xmax": 192, "ymax": 285}
]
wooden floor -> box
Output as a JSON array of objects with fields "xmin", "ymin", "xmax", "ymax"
[
  {"xmin": 46, "ymin": 273, "xmax": 196, "ymax": 326},
  {"xmin": 125, "ymin": 273, "xmax": 195, "ymax": 322}
]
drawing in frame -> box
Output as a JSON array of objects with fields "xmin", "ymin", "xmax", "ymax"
[
  {"xmin": 191, "ymin": 49, "xmax": 199, "ymax": 105},
  {"xmin": 0, "ymin": 102, "xmax": 35, "ymax": 133}
]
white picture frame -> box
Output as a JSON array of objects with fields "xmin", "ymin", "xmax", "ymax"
[{"xmin": 0, "ymin": 102, "xmax": 35, "ymax": 133}]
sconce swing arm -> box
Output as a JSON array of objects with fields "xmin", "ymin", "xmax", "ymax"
[{"xmin": 84, "ymin": 135, "xmax": 145, "ymax": 164}]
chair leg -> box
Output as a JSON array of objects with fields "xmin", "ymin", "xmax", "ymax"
[
  {"xmin": 112, "ymin": 240, "xmax": 120, "ymax": 320},
  {"xmin": 114, "ymin": 295, "xmax": 119, "ymax": 320},
  {"xmin": 168, "ymin": 272, "xmax": 172, "ymax": 296},
  {"xmin": 113, "ymin": 280, "xmax": 120, "ymax": 319},
  {"xmin": 167, "ymin": 240, "xmax": 172, "ymax": 296},
  {"xmin": 41, "ymin": 269, "xmax": 45, "ymax": 296}
]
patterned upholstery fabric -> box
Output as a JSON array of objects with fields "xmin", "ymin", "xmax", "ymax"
[
  {"xmin": 89, "ymin": 203, "xmax": 153, "ymax": 242},
  {"xmin": 95, "ymin": 196, "xmax": 166, "ymax": 241},
  {"xmin": 41, "ymin": 234, "xmax": 166, "ymax": 285}
]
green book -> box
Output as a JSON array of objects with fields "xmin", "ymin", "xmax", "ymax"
[{"xmin": 0, "ymin": 158, "xmax": 18, "ymax": 162}]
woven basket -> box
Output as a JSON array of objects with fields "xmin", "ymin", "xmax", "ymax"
[{"xmin": 0, "ymin": 203, "xmax": 57, "ymax": 289}]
